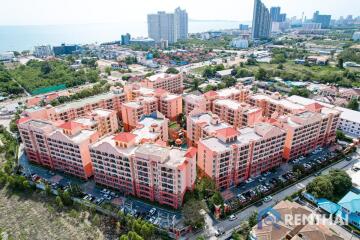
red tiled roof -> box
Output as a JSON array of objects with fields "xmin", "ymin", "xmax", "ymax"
[
  {"xmin": 16, "ymin": 117, "xmax": 31, "ymax": 125},
  {"xmin": 26, "ymin": 97, "xmax": 42, "ymax": 107},
  {"xmin": 184, "ymin": 147, "xmax": 197, "ymax": 158},
  {"xmin": 45, "ymin": 93, "xmax": 59, "ymax": 101},
  {"xmin": 203, "ymin": 90, "xmax": 218, "ymax": 99},
  {"xmin": 59, "ymin": 121, "xmax": 83, "ymax": 130},
  {"xmin": 216, "ymin": 127, "xmax": 238, "ymax": 138},
  {"xmin": 113, "ymin": 132, "xmax": 137, "ymax": 142},
  {"xmin": 154, "ymin": 88, "xmax": 168, "ymax": 96}
]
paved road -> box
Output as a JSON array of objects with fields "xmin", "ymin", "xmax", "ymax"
[{"xmin": 189, "ymin": 156, "xmax": 358, "ymax": 240}]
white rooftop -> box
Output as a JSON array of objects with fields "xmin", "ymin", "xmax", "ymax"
[
  {"xmin": 335, "ymin": 107, "xmax": 360, "ymax": 124},
  {"xmin": 147, "ymin": 73, "xmax": 175, "ymax": 81},
  {"xmin": 132, "ymin": 117, "xmax": 165, "ymax": 143},
  {"xmin": 54, "ymin": 91, "xmax": 123, "ymax": 113},
  {"xmin": 214, "ymin": 99, "xmax": 241, "ymax": 110},
  {"xmin": 91, "ymin": 134, "xmax": 137, "ymax": 156},
  {"xmin": 217, "ymin": 87, "xmax": 241, "ymax": 98}
]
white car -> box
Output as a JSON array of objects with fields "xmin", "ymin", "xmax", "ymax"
[
  {"xmin": 263, "ymin": 196, "xmax": 273, "ymax": 202},
  {"xmin": 149, "ymin": 208, "xmax": 157, "ymax": 216},
  {"xmin": 229, "ymin": 214, "xmax": 237, "ymax": 221},
  {"xmin": 245, "ymin": 178, "xmax": 254, "ymax": 184}
]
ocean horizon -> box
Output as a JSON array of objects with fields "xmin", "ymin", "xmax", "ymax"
[{"xmin": 0, "ymin": 20, "xmax": 251, "ymax": 52}]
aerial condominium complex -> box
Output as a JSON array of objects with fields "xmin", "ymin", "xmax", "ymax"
[
  {"xmin": 23, "ymin": 87, "xmax": 126, "ymax": 121},
  {"xmin": 197, "ymin": 123, "xmax": 286, "ymax": 189},
  {"xmin": 18, "ymin": 118, "xmax": 99, "ymax": 179},
  {"xmin": 212, "ymin": 99, "xmax": 263, "ymax": 128},
  {"xmin": 90, "ymin": 133, "xmax": 196, "ymax": 208},
  {"xmin": 141, "ymin": 73, "xmax": 184, "ymax": 94}
]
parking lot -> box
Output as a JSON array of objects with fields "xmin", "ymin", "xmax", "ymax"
[
  {"xmin": 221, "ymin": 147, "xmax": 336, "ymax": 209},
  {"xmin": 18, "ymin": 151, "xmax": 182, "ymax": 230}
]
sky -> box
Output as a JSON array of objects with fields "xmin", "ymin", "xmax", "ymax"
[{"xmin": 0, "ymin": 0, "xmax": 359, "ymax": 26}]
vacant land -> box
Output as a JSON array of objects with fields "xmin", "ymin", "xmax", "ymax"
[{"xmin": 0, "ymin": 188, "xmax": 108, "ymax": 240}]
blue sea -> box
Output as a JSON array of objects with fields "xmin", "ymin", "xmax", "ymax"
[{"xmin": 0, "ymin": 20, "xmax": 249, "ymax": 52}]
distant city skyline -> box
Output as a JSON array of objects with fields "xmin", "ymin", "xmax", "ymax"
[{"xmin": 1, "ymin": 0, "xmax": 359, "ymax": 26}]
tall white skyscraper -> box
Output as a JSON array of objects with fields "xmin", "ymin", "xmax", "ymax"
[
  {"xmin": 175, "ymin": 7, "xmax": 188, "ymax": 41},
  {"xmin": 148, "ymin": 7, "xmax": 188, "ymax": 44}
]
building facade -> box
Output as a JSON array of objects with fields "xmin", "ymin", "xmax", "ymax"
[
  {"xmin": 252, "ymin": 0, "xmax": 271, "ymax": 39},
  {"xmin": 197, "ymin": 123, "xmax": 286, "ymax": 189},
  {"xmin": 90, "ymin": 134, "xmax": 196, "ymax": 208}
]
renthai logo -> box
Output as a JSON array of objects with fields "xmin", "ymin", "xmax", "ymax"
[{"xmin": 257, "ymin": 207, "xmax": 281, "ymax": 229}]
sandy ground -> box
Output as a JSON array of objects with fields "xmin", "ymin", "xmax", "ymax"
[{"xmin": 0, "ymin": 188, "xmax": 105, "ymax": 240}]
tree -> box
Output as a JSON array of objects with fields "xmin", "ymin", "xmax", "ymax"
[
  {"xmin": 191, "ymin": 78, "xmax": 200, "ymax": 90},
  {"xmin": 223, "ymin": 76, "xmax": 237, "ymax": 87},
  {"xmin": 289, "ymin": 87, "xmax": 310, "ymax": 98},
  {"xmin": 120, "ymin": 231, "xmax": 144, "ymax": 240},
  {"xmin": 248, "ymin": 211, "xmax": 258, "ymax": 227},
  {"xmin": 165, "ymin": 67, "xmax": 179, "ymax": 74},
  {"xmin": 209, "ymin": 191, "xmax": 224, "ymax": 206},
  {"xmin": 55, "ymin": 196, "xmax": 64, "ymax": 209},
  {"xmin": 255, "ymin": 68, "xmax": 267, "ymax": 81},
  {"xmin": 337, "ymin": 58, "xmax": 344, "ymax": 69},
  {"xmin": 182, "ymin": 200, "xmax": 205, "ymax": 229},
  {"xmin": 328, "ymin": 170, "xmax": 352, "ymax": 199},
  {"xmin": 306, "ymin": 175, "xmax": 333, "ymax": 199},
  {"xmin": 105, "ymin": 66, "xmax": 111, "ymax": 76},
  {"xmin": 347, "ymin": 99, "xmax": 359, "ymax": 111}
]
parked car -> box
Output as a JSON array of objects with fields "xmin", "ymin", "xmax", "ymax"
[
  {"xmin": 95, "ymin": 197, "xmax": 104, "ymax": 205},
  {"xmin": 237, "ymin": 194, "xmax": 246, "ymax": 202},
  {"xmin": 103, "ymin": 194, "xmax": 112, "ymax": 200},
  {"xmin": 149, "ymin": 208, "xmax": 157, "ymax": 216},
  {"xmin": 229, "ymin": 214, "xmax": 237, "ymax": 221},
  {"xmin": 245, "ymin": 178, "xmax": 254, "ymax": 184},
  {"xmin": 263, "ymin": 196, "xmax": 272, "ymax": 202},
  {"xmin": 149, "ymin": 216, "xmax": 156, "ymax": 224},
  {"xmin": 215, "ymin": 227, "xmax": 225, "ymax": 237}
]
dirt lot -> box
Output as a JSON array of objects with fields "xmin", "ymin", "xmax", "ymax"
[{"xmin": 0, "ymin": 188, "xmax": 110, "ymax": 240}]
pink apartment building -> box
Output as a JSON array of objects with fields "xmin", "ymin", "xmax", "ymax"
[
  {"xmin": 90, "ymin": 133, "xmax": 196, "ymax": 208},
  {"xmin": 247, "ymin": 94, "xmax": 305, "ymax": 117},
  {"xmin": 186, "ymin": 110, "xmax": 232, "ymax": 147},
  {"xmin": 121, "ymin": 101, "xmax": 145, "ymax": 131},
  {"xmin": 18, "ymin": 118, "xmax": 99, "ymax": 179},
  {"xmin": 131, "ymin": 112, "xmax": 169, "ymax": 144},
  {"xmin": 141, "ymin": 73, "xmax": 183, "ymax": 94},
  {"xmin": 184, "ymin": 85, "xmax": 250, "ymax": 115},
  {"xmin": 23, "ymin": 88, "xmax": 126, "ymax": 122},
  {"xmin": 197, "ymin": 123, "xmax": 286, "ymax": 189},
  {"xmin": 184, "ymin": 94, "xmax": 211, "ymax": 115},
  {"xmin": 122, "ymin": 93, "xmax": 182, "ymax": 131},
  {"xmin": 159, "ymin": 93, "xmax": 182, "ymax": 121},
  {"xmin": 273, "ymin": 108, "xmax": 340, "ymax": 161},
  {"xmin": 212, "ymin": 99, "xmax": 263, "ymax": 128},
  {"xmin": 72, "ymin": 109, "xmax": 119, "ymax": 137}
]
